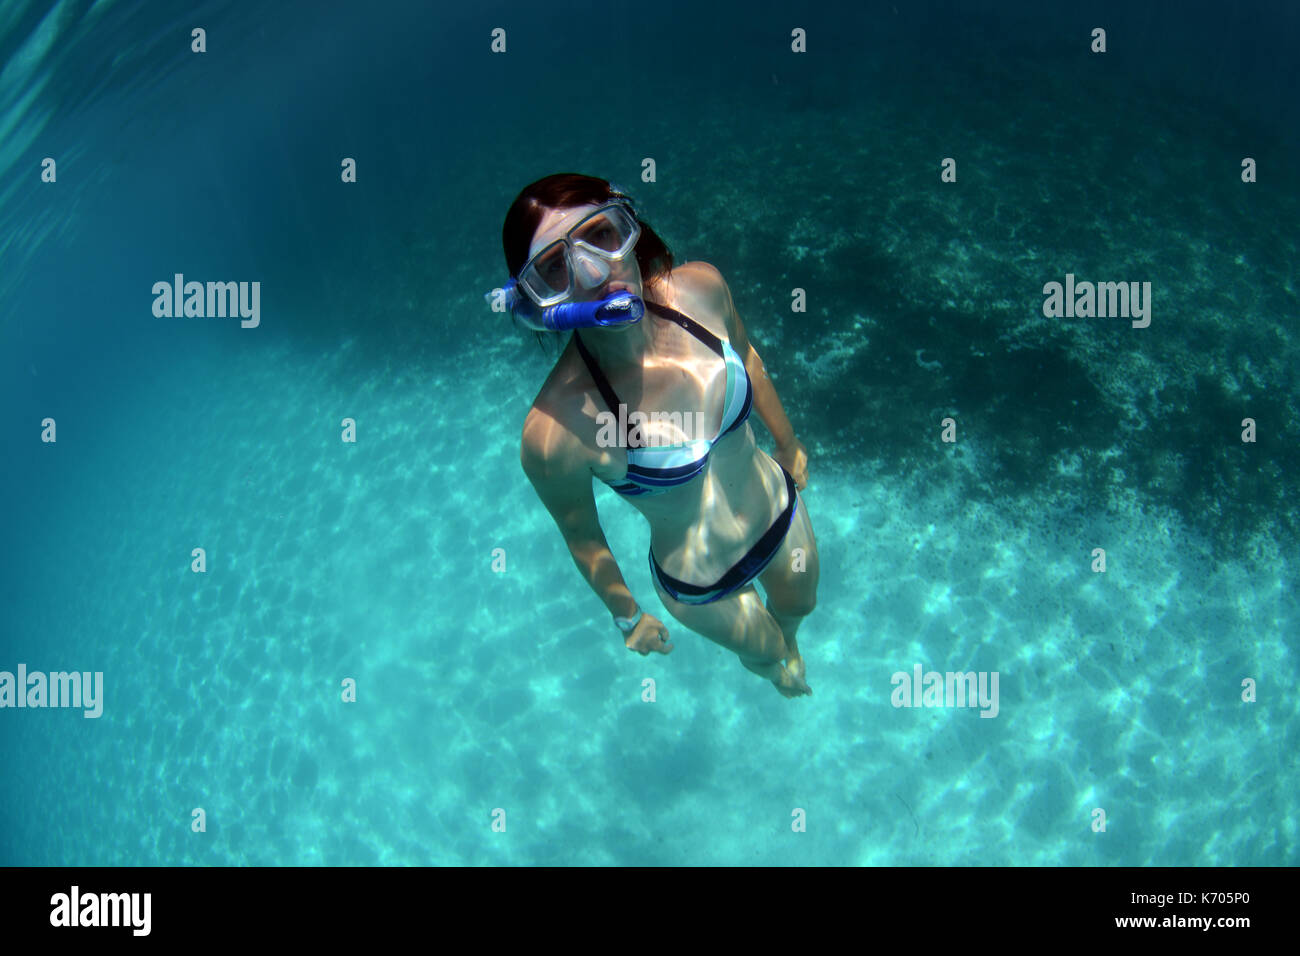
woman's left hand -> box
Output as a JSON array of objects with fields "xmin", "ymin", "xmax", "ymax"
[{"xmin": 774, "ymin": 437, "xmax": 809, "ymax": 491}]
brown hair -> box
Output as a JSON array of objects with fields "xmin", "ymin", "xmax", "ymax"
[{"xmin": 499, "ymin": 173, "xmax": 675, "ymax": 347}]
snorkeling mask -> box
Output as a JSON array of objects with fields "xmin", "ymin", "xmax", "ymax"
[{"xmin": 486, "ymin": 201, "xmax": 646, "ymax": 331}]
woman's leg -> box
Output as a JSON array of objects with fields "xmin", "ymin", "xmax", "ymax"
[
  {"xmin": 646, "ymin": 472, "xmax": 818, "ymax": 696},
  {"xmin": 650, "ymin": 574, "xmax": 811, "ymax": 696},
  {"xmin": 650, "ymin": 572, "xmax": 795, "ymax": 676},
  {"xmin": 757, "ymin": 490, "xmax": 820, "ymax": 679}
]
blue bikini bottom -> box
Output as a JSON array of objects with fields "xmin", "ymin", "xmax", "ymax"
[{"xmin": 649, "ymin": 465, "xmax": 798, "ymax": 606}]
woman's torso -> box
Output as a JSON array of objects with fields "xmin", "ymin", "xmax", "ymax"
[{"xmin": 537, "ymin": 263, "xmax": 790, "ymax": 583}]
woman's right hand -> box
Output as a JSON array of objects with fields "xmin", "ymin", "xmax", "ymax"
[{"xmin": 625, "ymin": 613, "xmax": 673, "ymax": 655}]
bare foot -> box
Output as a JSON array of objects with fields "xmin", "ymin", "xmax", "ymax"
[
  {"xmin": 772, "ymin": 662, "xmax": 812, "ymax": 698},
  {"xmin": 781, "ymin": 633, "xmax": 808, "ymax": 694},
  {"xmin": 785, "ymin": 649, "xmax": 806, "ymax": 683}
]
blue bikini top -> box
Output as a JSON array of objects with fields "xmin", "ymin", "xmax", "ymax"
[{"xmin": 574, "ymin": 303, "xmax": 754, "ymax": 497}]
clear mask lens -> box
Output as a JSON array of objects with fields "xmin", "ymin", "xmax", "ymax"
[{"xmin": 519, "ymin": 203, "xmax": 640, "ymax": 306}]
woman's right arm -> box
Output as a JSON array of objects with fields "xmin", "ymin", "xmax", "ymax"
[{"xmin": 520, "ymin": 410, "xmax": 639, "ymax": 626}]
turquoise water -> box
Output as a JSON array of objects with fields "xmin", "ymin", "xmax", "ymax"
[{"xmin": 1, "ymin": 0, "xmax": 1297, "ymax": 866}]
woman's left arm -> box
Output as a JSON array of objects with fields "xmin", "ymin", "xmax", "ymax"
[{"xmin": 702, "ymin": 263, "xmax": 810, "ymax": 489}]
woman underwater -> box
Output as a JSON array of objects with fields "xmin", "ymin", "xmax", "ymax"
[{"xmin": 494, "ymin": 173, "xmax": 820, "ymax": 697}]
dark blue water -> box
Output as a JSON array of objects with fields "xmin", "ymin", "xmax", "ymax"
[{"xmin": 1, "ymin": 0, "xmax": 1296, "ymax": 866}]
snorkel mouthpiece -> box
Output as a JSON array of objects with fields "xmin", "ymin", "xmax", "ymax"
[
  {"xmin": 491, "ymin": 279, "xmax": 644, "ymax": 332},
  {"xmin": 539, "ymin": 291, "xmax": 644, "ymax": 331}
]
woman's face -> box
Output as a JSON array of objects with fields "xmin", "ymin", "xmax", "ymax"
[{"xmin": 527, "ymin": 203, "xmax": 644, "ymax": 304}]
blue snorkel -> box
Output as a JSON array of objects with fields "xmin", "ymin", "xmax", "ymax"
[
  {"xmin": 487, "ymin": 279, "xmax": 645, "ymax": 332},
  {"xmin": 532, "ymin": 291, "xmax": 645, "ymax": 330}
]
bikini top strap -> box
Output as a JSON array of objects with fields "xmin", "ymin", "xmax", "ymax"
[
  {"xmin": 645, "ymin": 301, "xmax": 725, "ymax": 358},
  {"xmin": 573, "ymin": 330, "xmax": 635, "ymax": 447}
]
